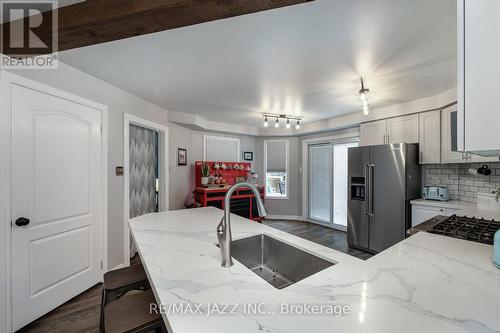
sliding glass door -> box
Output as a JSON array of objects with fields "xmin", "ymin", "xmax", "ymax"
[
  {"xmin": 308, "ymin": 141, "xmax": 358, "ymax": 229},
  {"xmin": 308, "ymin": 144, "xmax": 333, "ymax": 223}
]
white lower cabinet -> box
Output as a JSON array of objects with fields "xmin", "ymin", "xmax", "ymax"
[{"xmin": 411, "ymin": 204, "xmax": 459, "ymax": 227}]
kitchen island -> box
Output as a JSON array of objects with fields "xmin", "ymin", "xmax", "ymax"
[{"xmin": 129, "ymin": 207, "xmax": 500, "ymax": 333}]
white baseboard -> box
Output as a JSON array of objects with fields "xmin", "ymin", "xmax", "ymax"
[{"xmin": 265, "ymin": 215, "xmax": 304, "ymax": 221}]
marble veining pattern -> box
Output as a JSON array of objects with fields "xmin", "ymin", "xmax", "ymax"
[{"xmin": 129, "ymin": 207, "xmax": 500, "ymax": 333}]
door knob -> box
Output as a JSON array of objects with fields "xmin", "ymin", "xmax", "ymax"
[{"xmin": 15, "ymin": 217, "xmax": 30, "ymax": 226}]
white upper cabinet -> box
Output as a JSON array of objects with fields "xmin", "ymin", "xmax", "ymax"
[
  {"xmin": 359, "ymin": 119, "xmax": 386, "ymax": 146},
  {"xmin": 387, "ymin": 114, "xmax": 419, "ymax": 144},
  {"xmin": 441, "ymin": 105, "xmax": 498, "ymax": 163},
  {"xmin": 418, "ymin": 111, "xmax": 441, "ymax": 164},
  {"xmin": 458, "ymin": 0, "xmax": 500, "ymax": 156},
  {"xmin": 441, "ymin": 106, "xmax": 464, "ymax": 164}
]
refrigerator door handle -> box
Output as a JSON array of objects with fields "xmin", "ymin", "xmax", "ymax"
[
  {"xmin": 367, "ymin": 163, "xmax": 375, "ymax": 217},
  {"xmin": 365, "ymin": 164, "xmax": 370, "ymax": 216}
]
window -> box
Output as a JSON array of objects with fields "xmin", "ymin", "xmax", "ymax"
[
  {"xmin": 203, "ymin": 135, "xmax": 240, "ymax": 162},
  {"xmin": 264, "ymin": 140, "xmax": 288, "ymax": 199}
]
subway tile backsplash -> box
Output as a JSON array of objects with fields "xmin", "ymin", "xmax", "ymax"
[{"xmin": 422, "ymin": 163, "xmax": 500, "ymax": 203}]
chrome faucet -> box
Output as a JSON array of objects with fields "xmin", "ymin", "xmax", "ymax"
[{"xmin": 217, "ymin": 182, "xmax": 268, "ymax": 267}]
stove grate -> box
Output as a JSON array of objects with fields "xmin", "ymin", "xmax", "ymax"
[{"xmin": 429, "ymin": 215, "xmax": 500, "ymax": 245}]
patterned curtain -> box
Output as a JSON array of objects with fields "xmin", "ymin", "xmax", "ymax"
[{"xmin": 129, "ymin": 124, "xmax": 158, "ymax": 219}]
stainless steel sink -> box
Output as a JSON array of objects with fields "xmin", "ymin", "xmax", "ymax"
[{"xmin": 229, "ymin": 234, "xmax": 335, "ymax": 289}]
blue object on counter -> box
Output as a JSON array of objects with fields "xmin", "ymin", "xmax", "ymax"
[{"xmin": 495, "ymin": 230, "xmax": 500, "ymax": 269}]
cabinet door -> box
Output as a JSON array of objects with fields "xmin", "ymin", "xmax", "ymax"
[
  {"xmin": 459, "ymin": 0, "xmax": 500, "ymax": 153},
  {"xmin": 411, "ymin": 205, "xmax": 446, "ymax": 227},
  {"xmin": 360, "ymin": 120, "xmax": 386, "ymax": 146},
  {"xmin": 468, "ymin": 152, "xmax": 500, "ymax": 163},
  {"xmin": 387, "ymin": 114, "xmax": 419, "ymax": 144},
  {"xmin": 418, "ymin": 111, "xmax": 441, "ymax": 164},
  {"xmin": 441, "ymin": 106, "xmax": 465, "ymax": 164}
]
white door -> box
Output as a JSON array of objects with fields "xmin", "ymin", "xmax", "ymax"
[
  {"xmin": 11, "ymin": 82, "xmax": 104, "ymax": 330},
  {"xmin": 418, "ymin": 110, "xmax": 441, "ymax": 164},
  {"xmin": 387, "ymin": 114, "xmax": 419, "ymax": 144},
  {"xmin": 359, "ymin": 120, "xmax": 386, "ymax": 146}
]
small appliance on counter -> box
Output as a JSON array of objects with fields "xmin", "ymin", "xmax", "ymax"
[{"xmin": 422, "ymin": 185, "xmax": 450, "ymax": 201}]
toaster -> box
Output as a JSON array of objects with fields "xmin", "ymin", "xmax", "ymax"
[{"xmin": 422, "ymin": 186, "xmax": 450, "ymax": 201}]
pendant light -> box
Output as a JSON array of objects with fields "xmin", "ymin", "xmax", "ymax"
[
  {"xmin": 264, "ymin": 116, "xmax": 269, "ymax": 127},
  {"xmin": 359, "ymin": 77, "xmax": 370, "ymax": 116}
]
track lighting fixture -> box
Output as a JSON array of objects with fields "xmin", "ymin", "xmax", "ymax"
[{"xmin": 261, "ymin": 113, "xmax": 303, "ymax": 131}]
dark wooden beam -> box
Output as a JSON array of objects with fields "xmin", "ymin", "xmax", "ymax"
[{"xmin": 2, "ymin": 0, "xmax": 313, "ymax": 53}]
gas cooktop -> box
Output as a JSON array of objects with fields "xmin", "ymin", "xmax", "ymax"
[{"xmin": 429, "ymin": 215, "xmax": 500, "ymax": 245}]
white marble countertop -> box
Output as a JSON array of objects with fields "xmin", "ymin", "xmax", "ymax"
[
  {"xmin": 411, "ymin": 198, "xmax": 500, "ymax": 220},
  {"xmin": 129, "ymin": 207, "xmax": 500, "ymax": 333}
]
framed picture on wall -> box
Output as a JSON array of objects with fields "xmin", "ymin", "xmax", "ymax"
[
  {"xmin": 243, "ymin": 152, "xmax": 253, "ymax": 161},
  {"xmin": 177, "ymin": 148, "xmax": 187, "ymax": 166}
]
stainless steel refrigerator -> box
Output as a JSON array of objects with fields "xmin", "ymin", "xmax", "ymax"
[{"xmin": 347, "ymin": 143, "xmax": 421, "ymax": 253}]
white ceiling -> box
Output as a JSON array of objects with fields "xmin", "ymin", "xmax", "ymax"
[{"xmin": 60, "ymin": 0, "xmax": 457, "ymax": 127}]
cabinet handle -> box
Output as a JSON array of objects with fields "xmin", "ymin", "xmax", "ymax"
[{"xmin": 383, "ymin": 134, "xmax": 386, "ymax": 144}]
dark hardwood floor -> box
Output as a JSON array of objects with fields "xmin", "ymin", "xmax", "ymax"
[
  {"xmin": 263, "ymin": 219, "xmax": 373, "ymax": 260},
  {"xmin": 18, "ymin": 221, "xmax": 369, "ymax": 332}
]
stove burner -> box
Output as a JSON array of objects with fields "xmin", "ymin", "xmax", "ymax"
[{"xmin": 429, "ymin": 215, "xmax": 500, "ymax": 245}]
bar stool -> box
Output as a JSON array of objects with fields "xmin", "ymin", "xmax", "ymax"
[
  {"xmin": 104, "ymin": 289, "xmax": 165, "ymax": 333},
  {"xmin": 100, "ymin": 264, "xmax": 150, "ymax": 332}
]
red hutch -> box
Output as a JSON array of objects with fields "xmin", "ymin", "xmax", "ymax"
[{"xmin": 194, "ymin": 161, "xmax": 265, "ymax": 222}]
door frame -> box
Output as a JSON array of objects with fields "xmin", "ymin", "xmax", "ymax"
[
  {"xmin": 301, "ymin": 133, "xmax": 359, "ymax": 231},
  {"xmin": 123, "ymin": 114, "xmax": 169, "ymax": 267},
  {"xmin": 0, "ymin": 71, "xmax": 108, "ymax": 333}
]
